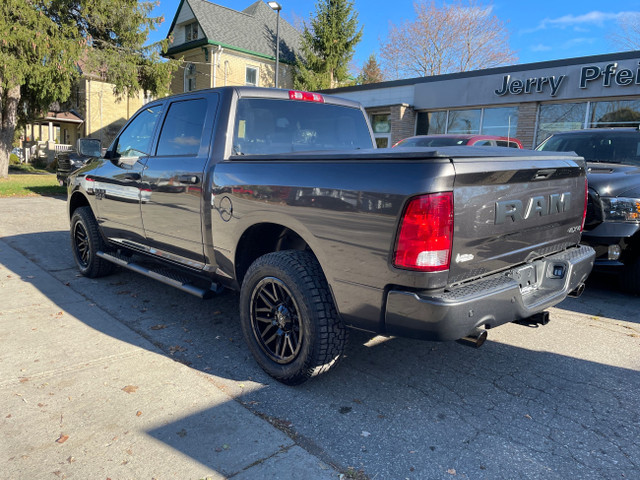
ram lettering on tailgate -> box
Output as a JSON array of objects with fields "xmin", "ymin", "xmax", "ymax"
[{"xmin": 495, "ymin": 192, "xmax": 571, "ymax": 224}]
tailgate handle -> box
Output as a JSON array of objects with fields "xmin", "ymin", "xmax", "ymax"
[{"xmin": 533, "ymin": 169, "xmax": 555, "ymax": 180}]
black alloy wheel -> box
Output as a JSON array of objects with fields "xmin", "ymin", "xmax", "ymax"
[
  {"xmin": 73, "ymin": 220, "xmax": 91, "ymax": 269},
  {"xmin": 250, "ymin": 277, "xmax": 303, "ymax": 364}
]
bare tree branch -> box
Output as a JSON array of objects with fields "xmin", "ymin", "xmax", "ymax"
[{"xmin": 380, "ymin": 0, "xmax": 517, "ymax": 79}]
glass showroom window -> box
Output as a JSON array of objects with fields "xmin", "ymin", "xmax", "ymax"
[
  {"xmin": 536, "ymin": 102, "xmax": 587, "ymax": 145},
  {"xmin": 184, "ymin": 63, "xmax": 197, "ymax": 92},
  {"xmin": 590, "ymin": 99, "xmax": 640, "ymax": 128},
  {"xmin": 481, "ymin": 107, "xmax": 519, "ymax": 137},
  {"xmin": 416, "ymin": 111, "xmax": 447, "ymax": 135},
  {"xmin": 371, "ymin": 113, "xmax": 391, "ymax": 147},
  {"xmin": 447, "ymin": 109, "xmax": 481, "ymax": 134},
  {"xmin": 246, "ymin": 66, "xmax": 258, "ymax": 86}
]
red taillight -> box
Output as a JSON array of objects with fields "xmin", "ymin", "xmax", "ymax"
[
  {"xmin": 581, "ymin": 177, "xmax": 588, "ymax": 231},
  {"xmin": 394, "ymin": 192, "xmax": 453, "ymax": 271},
  {"xmin": 288, "ymin": 90, "xmax": 324, "ymax": 103}
]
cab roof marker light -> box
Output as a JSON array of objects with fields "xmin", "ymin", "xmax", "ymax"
[{"xmin": 289, "ymin": 90, "xmax": 325, "ymax": 103}]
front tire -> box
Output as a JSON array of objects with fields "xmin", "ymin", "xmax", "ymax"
[
  {"xmin": 70, "ymin": 206, "xmax": 115, "ymax": 278},
  {"xmin": 239, "ymin": 250, "xmax": 347, "ymax": 385}
]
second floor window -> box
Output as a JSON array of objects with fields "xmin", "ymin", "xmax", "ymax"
[{"xmin": 185, "ymin": 22, "xmax": 199, "ymax": 42}]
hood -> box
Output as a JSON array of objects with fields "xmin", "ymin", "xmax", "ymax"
[{"xmin": 586, "ymin": 162, "xmax": 640, "ymax": 198}]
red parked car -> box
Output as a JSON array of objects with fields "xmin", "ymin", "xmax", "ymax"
[{"xmin": 393, "ymin": 134, "xmax": 523, "ymax": 149}]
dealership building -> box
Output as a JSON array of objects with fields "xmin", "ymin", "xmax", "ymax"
[{"xmin": 326, "ymin": 50, "xmax": 640, "ymax": 149}]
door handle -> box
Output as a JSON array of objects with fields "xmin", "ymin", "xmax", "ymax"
[{"xmin": 178, "ymin": 175, "xmax": 199, "ymax": 184}]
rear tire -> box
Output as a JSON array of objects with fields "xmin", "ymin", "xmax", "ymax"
[
  {"xmin": 239, "ymin": 250, "xmax": 347, "ymax": 385},
  {"xmin": 70, "ymin": 207, "xmax": 115, "ymax": 278}
]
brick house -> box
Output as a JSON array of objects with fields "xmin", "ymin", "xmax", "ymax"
[
  {"xmin": 24, "ymin": 68, "xmax": 149, "ymax": 161},
  {"xmin": 163, "ymin": 0, "xmax": 301, "ymax": 93}
]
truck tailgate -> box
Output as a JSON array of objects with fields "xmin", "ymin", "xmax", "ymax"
[{"xmin": 449, "ymin": 153, "xmax": 586, "ymax": 286}]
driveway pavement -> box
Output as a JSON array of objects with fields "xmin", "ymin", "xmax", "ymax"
[{"xmin": 1, "ymin": 196, "xmax": 639, "ymax": 479}]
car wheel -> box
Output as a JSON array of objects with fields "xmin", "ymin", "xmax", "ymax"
[
  {"xmin": 239, "ymin": 250, "xmax": 347, "ymax": 385},
  {"xmin": 70, "ymin": 206, "xmax": 115, "ymax": 278},
  {"xmin": 620, "ymin": 256, "xmax": 640, "ymax": 294}
]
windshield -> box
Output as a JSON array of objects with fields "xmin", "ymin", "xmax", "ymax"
[
  {"xmin": 78, "ymin": 139, "xmax": 102, "ymax": 157},
  {"xmin": 395, "ymin": 137, "xmax": 468, "ymax": 147},
  {"xmin": 232, "ymin": 98, "xmax": 373, "ymax": 155},
  {"xmin": 537, "ymin": 131, "xmax": 640, "ymax": 166}
]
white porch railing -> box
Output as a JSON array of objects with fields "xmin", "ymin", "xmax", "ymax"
[{"xmin": 54, "ymin": 144, "xmax": 72, "ymax": 153}]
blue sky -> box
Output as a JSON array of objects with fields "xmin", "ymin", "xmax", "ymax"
[{"xmin": 148, "ymin": 0, "xmax": 640, "ymax": 70}]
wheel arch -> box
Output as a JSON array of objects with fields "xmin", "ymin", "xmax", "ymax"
[
  {"xmin": 68, "ymin": 191, "xmax": 91, "ymax": 219},
  {"xmin": 234, "ymin": 222, "xmax": 321, "ymax": 287}
]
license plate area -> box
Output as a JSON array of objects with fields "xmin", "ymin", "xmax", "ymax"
[{"xmin": 508, "ymin": 264, "xmax": 538, "ymax": 295}]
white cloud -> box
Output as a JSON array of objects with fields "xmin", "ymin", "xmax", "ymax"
[
  {"xmin": 530, "ymin": 44, "xmax": 552, "ymax": 52},
  {"xmin": 561, "ymin": 37, "xmax": 597, "ymax": 49},
  {"xmin": 521, "ymin": 10, "xmax": 640, "ymax": 34}
]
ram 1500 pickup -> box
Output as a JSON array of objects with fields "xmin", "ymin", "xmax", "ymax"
[{"xmin": 67, "ymin": 87, "xmax": 595, "ymax": 384}]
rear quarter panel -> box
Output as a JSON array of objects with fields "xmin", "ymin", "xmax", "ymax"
[{"xmin": 211, "ymin": 158, "xmax": 455, "ymax": 331}]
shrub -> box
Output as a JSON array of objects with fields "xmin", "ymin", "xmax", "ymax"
[{"xmin": 10, "ymin": 153, "xmax": 21, "ymax": 165}]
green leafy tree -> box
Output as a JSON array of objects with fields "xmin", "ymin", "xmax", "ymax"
[
  {"xmin": 357, "ymin": 53, "xmax": 384, "ymax": 85},
  {"xmin": 294, "ymin": 0, "xmax": 363, "ymax": 91},
  {"xmin": 0, "ymin": 0, "xmax": 175, "ymax": 178}
]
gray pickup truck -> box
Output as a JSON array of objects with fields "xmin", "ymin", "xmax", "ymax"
[{"xmin": 67, "ymin": 87, "xmax": 594, "ymax": 384}]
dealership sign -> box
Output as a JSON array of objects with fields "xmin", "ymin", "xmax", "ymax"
[{"xmin": 495, "ymin": 63, "xmax": 640, "ymax": 97}]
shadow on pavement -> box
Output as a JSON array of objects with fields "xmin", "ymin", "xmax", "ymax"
[{"xmin": 1, "ymin": 231, "xmax": 639, "ymax": 479}]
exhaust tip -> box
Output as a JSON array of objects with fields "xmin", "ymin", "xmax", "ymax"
[
  {"xmin": 514, "ymin": 311, "xmax": 550, "ymax": 327},
  {"xmin": 456, "ymin": 328, "xmax": 488, "ymax": 348},
  {"xmin": 568, "ymin": 283, "xmax": 585, "ymax": 298}
]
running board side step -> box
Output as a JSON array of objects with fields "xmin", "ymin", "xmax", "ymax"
[{"xmin": 97, "ymin": 251, "xmax": 221, "ymax": 299}]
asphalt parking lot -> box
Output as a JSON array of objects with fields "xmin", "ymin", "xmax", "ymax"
[{"xmin": 1, "ymin": 196, "xmax": 639, "ymax": 479}]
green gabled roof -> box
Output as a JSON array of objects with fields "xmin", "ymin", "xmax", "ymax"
[{"xmin": 165, "ymin": 0, "xmax": 301, "ymax": 63}]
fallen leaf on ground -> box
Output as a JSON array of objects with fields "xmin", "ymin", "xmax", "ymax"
[
  {"xmin": 121, "ymin": 385, "xmax": 138, "ymax": 394},
  {"xmin": 168, "ymin": 345, "xmax": 186, "ymax": 355},
  {"xmin": 524, "ymin": 414, "xmax": 532, "ymax": 419},
  {"xmin": 136, "ymin": 411, "xmax": 142, "ymax": 417},
  {"xmin": 56, "ymin": 434, "xmax": 69, "ymax": 444},
  {"xmin": 176, "ymin": 429, "xmax": 187, "ymax": 438},
  {"xmin": 447, "ymin": 468, "xmax": 456, "ymax": 475},
  {"xmin": 150, "ymin": 324, "xmax": 166, "ymax": 330}
]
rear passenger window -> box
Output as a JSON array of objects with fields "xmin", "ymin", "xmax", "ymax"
[{"xmin": 156, "ymin": 99, "xmax": 207, "ymax": 156}]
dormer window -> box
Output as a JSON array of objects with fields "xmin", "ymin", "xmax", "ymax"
[{"xmin": 185, "ymin": 22, "xmax": 199, "ymax": 42}]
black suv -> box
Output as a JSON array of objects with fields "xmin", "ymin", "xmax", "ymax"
[
  {"xmin": 537, "ymin": 129, "xmax": 640, "ymax": 293},
  {"xmin": 56, "ymin": 138, "xmax": 102, "ymax": 186}
]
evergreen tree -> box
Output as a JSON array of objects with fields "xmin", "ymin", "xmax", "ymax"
[
  {"xmin": 294, "ymin": 0, "xmax": 363, "ymax": 91},
  {"xmin": 357, "ymin": 54, "xmax": 384, "ymax": 84},
  {"xmin": 0, "ymin": 0, "xmax": 175, "ymax": 178}
]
